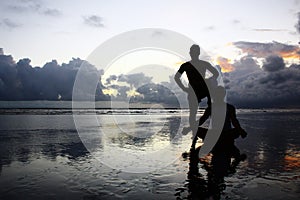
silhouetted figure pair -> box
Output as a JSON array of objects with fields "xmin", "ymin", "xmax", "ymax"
[
  {"xmin": 175, "ymin": 44, "xmax": 219, "ymax": 140},
  {"xmin": 175, "ymin": 44, "xmax": 248, "ymax": 199}
]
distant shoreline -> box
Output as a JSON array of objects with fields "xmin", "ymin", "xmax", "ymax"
[{"xmin": 0, "ymin": 100, "xmax": 299, "ymax": 110}]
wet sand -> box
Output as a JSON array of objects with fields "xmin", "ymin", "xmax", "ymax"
[{"xmin": 0, "ymin": 109, "xmax": 299, "ymax": 199}]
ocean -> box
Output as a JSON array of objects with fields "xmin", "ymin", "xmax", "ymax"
[{"xmin": 0, "ymin": 106, "xmax": 299, "ymax": 199}]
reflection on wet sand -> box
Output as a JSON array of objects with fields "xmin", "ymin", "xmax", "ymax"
[
  {"xmin": 0, "ymin": 111, "xmax": 300, "ymax": 199},
  {"xmin": 176, "ymin": 146, "xmax": 246, "ymax": 200}
]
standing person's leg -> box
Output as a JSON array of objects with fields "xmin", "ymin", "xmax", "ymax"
[
  {"xmin": 191, "ymin": 127, "xmax": 207, "ymax": 148},
  {"xmin": 188, "ymin": 91, "xmax": 201, "ymax": 148},
  {"xmin": 187, "ymin": 90, "xmax": 200, "ymax": 143}
]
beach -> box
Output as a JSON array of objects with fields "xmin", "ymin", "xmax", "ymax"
[{"xmin": 0, "ymin": 108, "xmax": 299, "ymax": 199}]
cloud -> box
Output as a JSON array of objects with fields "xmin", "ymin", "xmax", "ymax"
[
  {"xmin": 43, "ymin": 8, "xmax": 61, "ymax": 17},
  {"xmin": 135, "ymin": 83, "xmax": 179, "ymax": 106},
  {"xmin": 0, "ymin": 50, "xmax": 107, "ymax": 101},
  {"xmin": 104, "ymin": 73, "xmax": 153, "ymax": 100},
  {"xmin": 0, "ymin": 46, "xmax": 299, "ymax": 108},
  {"xmin": 234, "ymin": 41, "xmax": 300, "ymax": 60},
  {"xmin": 83, "ymin": 15, "xmax": 104, "ymax": 28},
  {"xmin": 6, "ymin": 0, "xmax": 61, "ymax": 17},
  {"xmin": 262, "ymin": 55, "xmax": 285, "ymax": 72},
  {"xmin": 232, "ymin": 19, "xmax": 240, "ymax": 24},
  {"xmin": 296, "ymin": 12, "xmax": 300, "ymax": 34},
  {"xmin": 1, "ymin": 18, "xmax": 22, "ymax": 29},
  {"xmin": 7, "ymin": 0, "xmax": 41, "ymax": 13},
  {"xmin": 223, "ymin": 53, "xmax": 300, "ymax": 108},
  {"xmin": 105, "ymin": 75, "xmax": 117, "ymax": 85},
  {"xmin": 204, "ymin": 26, "xmax": 215, "ymax": 31},
  {"xmin": 102, "ymin": 72, "xmax": 183, "ymax": 106},
  {"xmin": 252, "ymin": 28, "xmax": 287, "ymax": 32},
  {"xmin": 122, "ymin": 73, "xmax": 153, "ymax": 88},
  {"xmin": 222, "ymin": 39, "xmax": 300, "ymax": 107},
  {"xmin": 216, "ymin": 57, "xmax": 234, "ymax": 72}
]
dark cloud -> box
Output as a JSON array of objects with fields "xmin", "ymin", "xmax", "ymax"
[
  {"xmin": 0, "ymin": 50, "xmax": 108, "ymax": 101},
  {"xmin": 0, "ymin": 47, "xmax": 299, "ymax": 108},
  {"xmin": 296, "ymin": 12, "xmax": 300, "ymax": 34},
  {"xmin": 224, "ymin": 54, "xmax": 300, "ymax": 108},
  {"xmin": 83, "ymin": 15, "xmax": 104, "ymax": 28},
  {"xmin": 135, "ymin": 83, "xmax": 179, "ymax": 106},
  {"xmin": 262, "ymin": 55, "xmax": 285, "ymax": 72},
  {"xmin": 223, "ymin": 39, "xmax": 300, "ymax": 107}
]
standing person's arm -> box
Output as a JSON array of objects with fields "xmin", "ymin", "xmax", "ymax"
[
  {"xmin": 174, "ymin": 64, "xmax": 189, "ymax": 93},
  {"xmin": 206, "ymin": 62, "xmax": 219, "ymax": 78}
]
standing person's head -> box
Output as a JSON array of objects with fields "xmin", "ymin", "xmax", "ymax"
[{"xmin": 189, "ymin": 44, "xmax": 200, "ymax": 60}]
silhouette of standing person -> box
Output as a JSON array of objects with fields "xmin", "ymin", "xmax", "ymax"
[{"xmin": 174, "ymin": 44, "xmax": 219, "ymax": 141}]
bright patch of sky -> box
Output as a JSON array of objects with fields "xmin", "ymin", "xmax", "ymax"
[{"xmin": 0, "ymin": 0, "xmax": 299, "ymax": 67}]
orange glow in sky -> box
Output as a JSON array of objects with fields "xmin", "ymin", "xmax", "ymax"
[{"xmin": 216, "ymin": 56, "xmax": 235, "ymax": 72}]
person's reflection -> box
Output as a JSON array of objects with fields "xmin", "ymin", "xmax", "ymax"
[{"xmin": 180, "ymin": 146, "xmax": 246, "ymax": 200}]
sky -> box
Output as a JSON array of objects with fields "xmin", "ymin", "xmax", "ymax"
[
  {"xmin": 0, "ymin": 0, "xmax": 300, "ymax": 107},
  {"xmin": 0, "ymin": 0, "xmax": 299, "ymax": 66}
]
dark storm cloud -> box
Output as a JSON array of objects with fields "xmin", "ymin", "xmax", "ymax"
[
  {"xmin": 224, "ymin": 54, "xmax": 300, "ymax": 108},
  {"xmin": 262, "ymin": 55, "xmax": 285, "ymax": 72},
  {"xmin": 83, "ymin": 15, "xmax": 104, "ymax": 28},
  {"xmin": 0, "ymin": 50, "xmax": 107, "ymax": 101},
  {"xmin": 1, "ymin": 48, "xmax": 299, "ymax": 107},
  {"xmin": 223, "ymin": 37, "xmax": 300, "ymax": 108}
]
